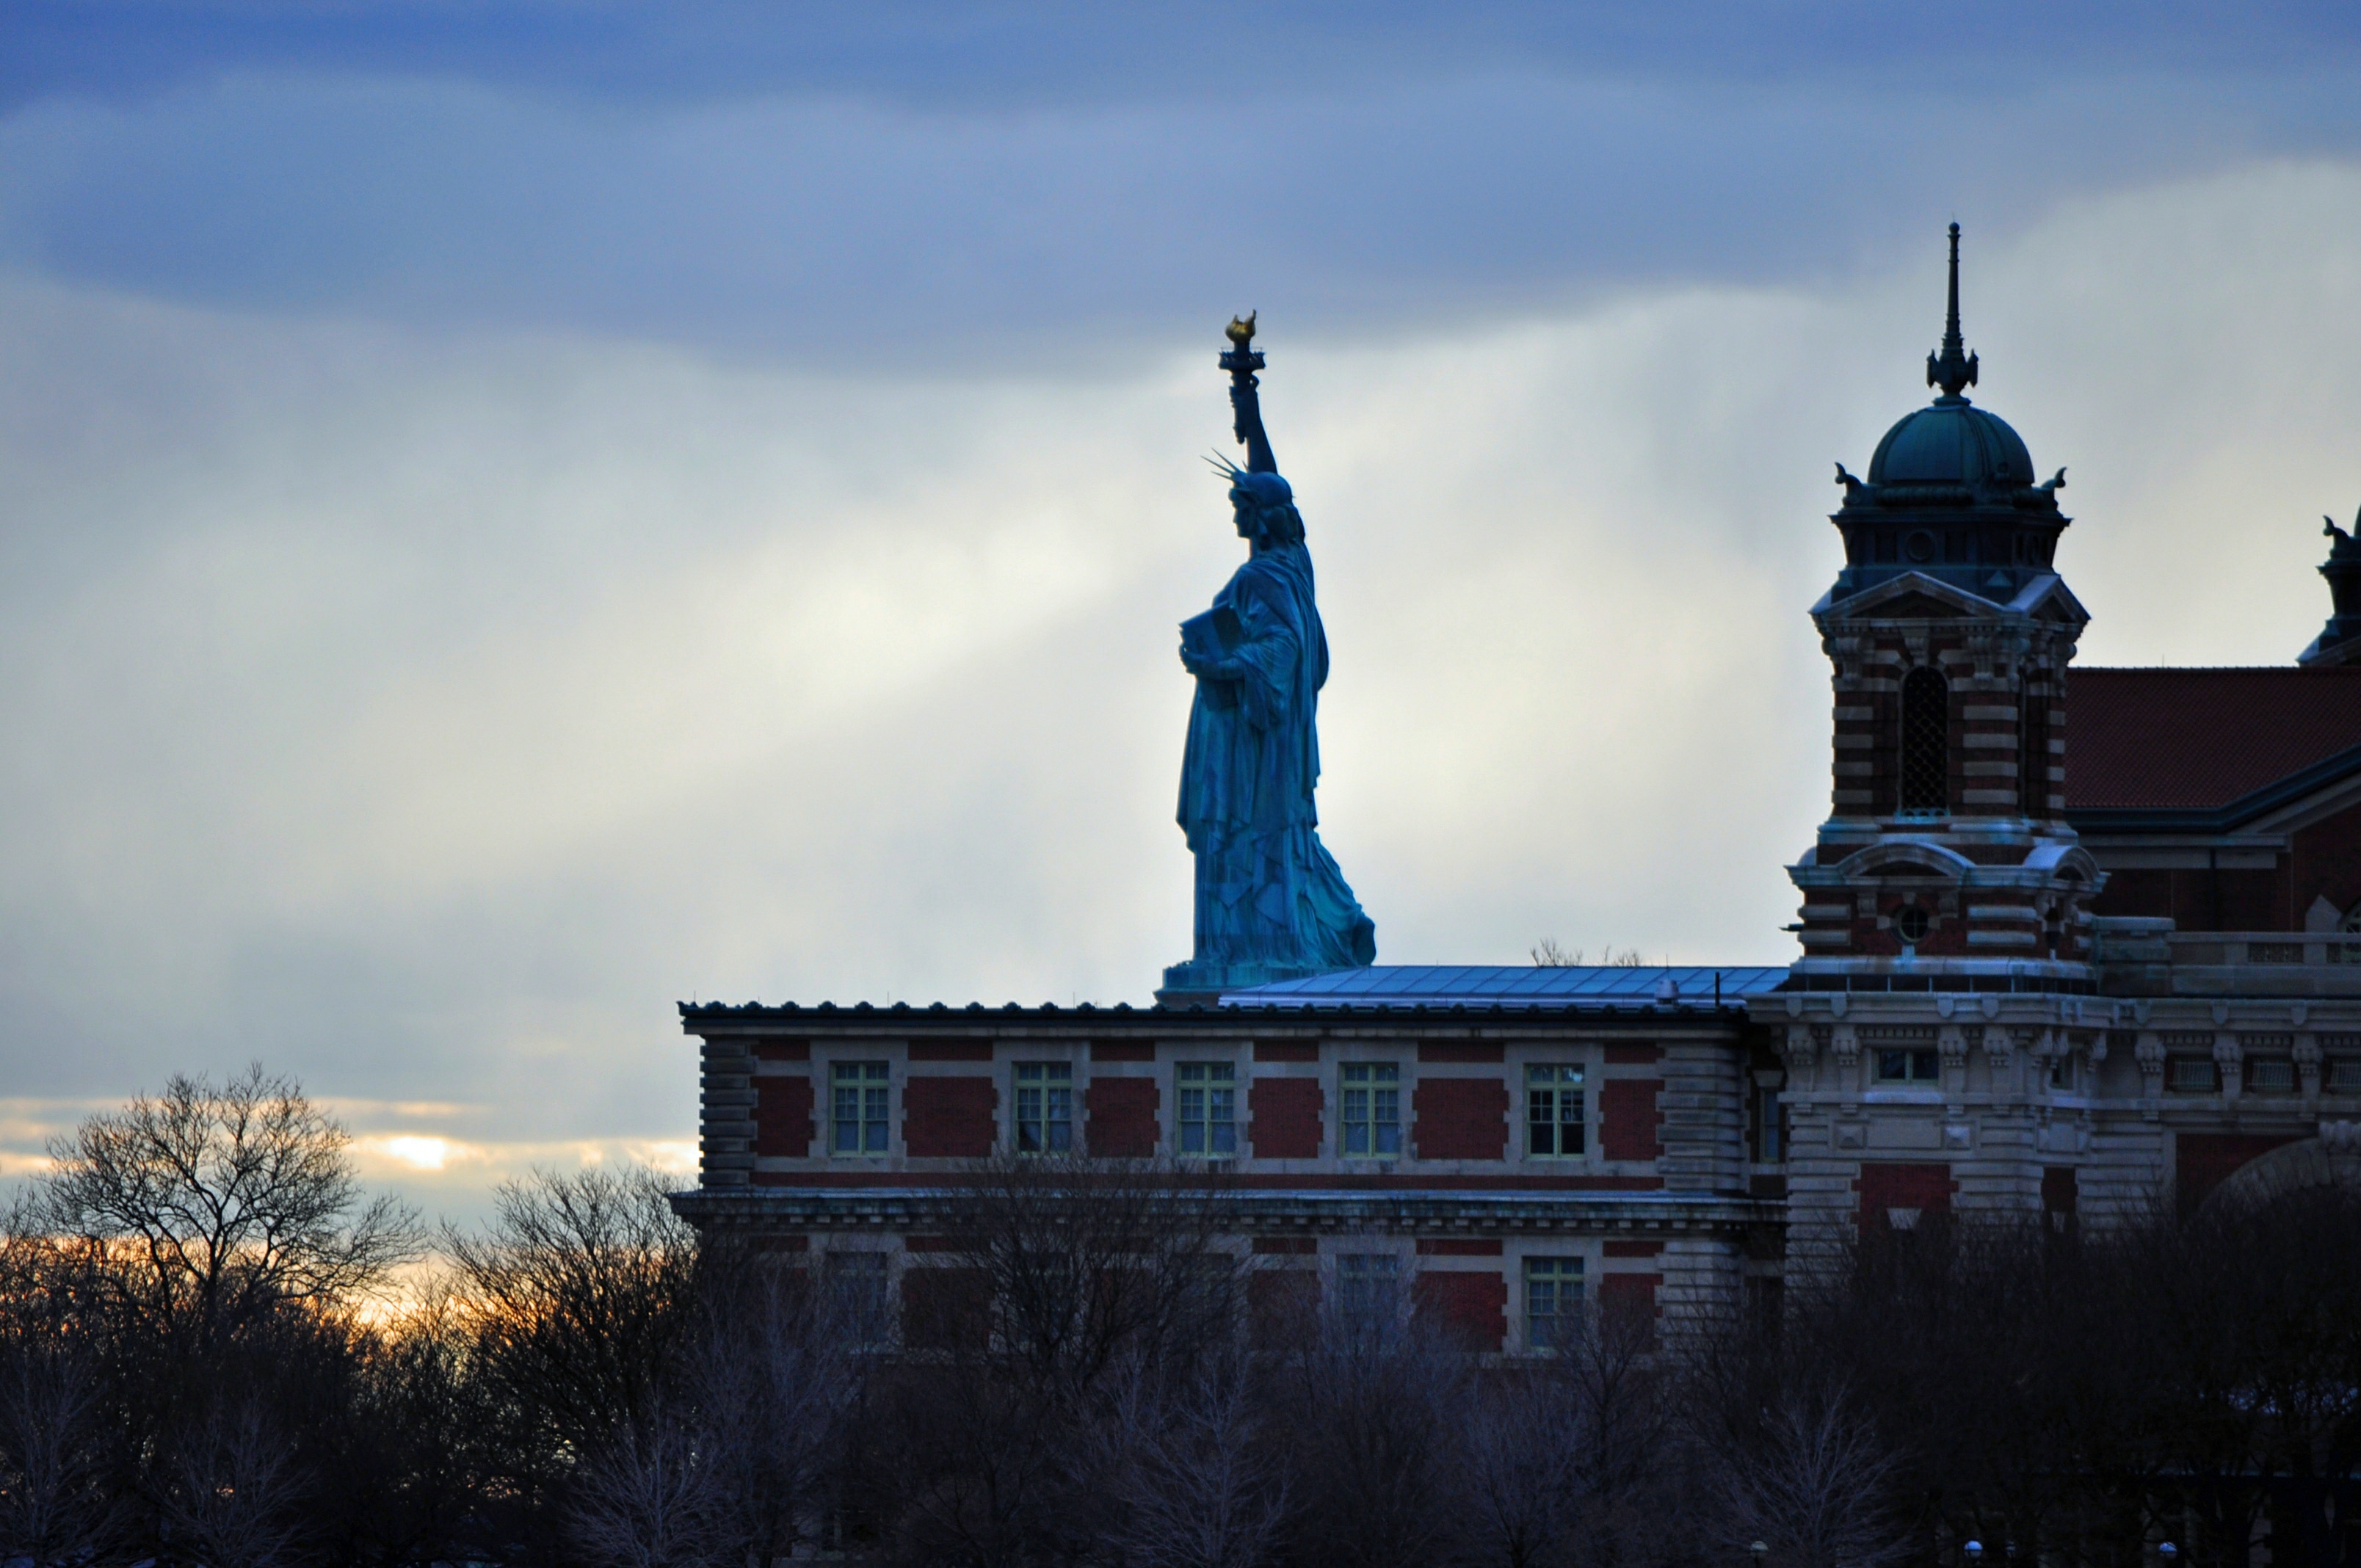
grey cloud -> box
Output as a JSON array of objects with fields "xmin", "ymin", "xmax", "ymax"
[
  {"xmin": 2, "ymin": 60, "xmax": 2358, "ymax": 367},
  {"xmin": 1, "ymin": 165, "xmax": 2359, "ymax": 1226},
  {"xmin": 7, "ymin": 2, "xmax": 2360, "ymax": 112}
]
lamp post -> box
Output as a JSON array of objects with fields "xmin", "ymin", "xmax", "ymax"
[
  {"xmin": 2158, "ymin": 1545, "xmax": 2177, "ymax": 1564},
  {"xmin": 1965, "ymin": 1542, "xmax": 1983, "ymax": 1564},
  {"xmin": 1749, "ymin": 1543, "xmax": 1766, "ymax": 1568}
]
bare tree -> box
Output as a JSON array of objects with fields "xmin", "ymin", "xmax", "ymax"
[
  {"xmin": 565, "ymin": 1395, "xmax": 724, "ymax": 1568},
  {"xmin": 447, "ymin": 1164, "xmax": 701, "ymax": 1489},
  {"xmin": 1460, "ymin": 1305, "xmax": 1695, "ymax": 1568},
  {"xmin": 1704, "ymin": 1384, "xmax": 1911, "ymax": 1568},
  {"xmin": 1094, "ymin": 1352, "xmax": 1287, "ymax": 1568},
  {"xmin": 0, "ymin": 1327, "xmax": 117, "ymax": 1566},
  {"xmin": 871, "ymin": 1154, "xmax": 1250, "ymax": 1568},
  {"xmin": 1271, "ymin": 1291, "xmax": 1472, "ymax": 1568},
  {"xmin": 32, "ymin": 1063, "xmax": 421, "ymax": 1342},
  {"xmin": 941, "ymin": 1151, "xmax": 1244, "ymax": 1396},
  {"xmin": 680, "ymin": 1243, "xmax": 866, "ymax": 1566},
  {"xmin": 159, "ymin": 1387, "xmax": 311, "ymax": 1568}
]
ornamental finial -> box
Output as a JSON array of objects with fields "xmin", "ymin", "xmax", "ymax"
[{"xmin": 1926, "ymin": 222, "xmax": 1980, "ymax": 400}]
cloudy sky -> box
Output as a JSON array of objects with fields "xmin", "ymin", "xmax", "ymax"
[{"xmin": 4, "ymin": 2, "xmax": 2360, "ymax": 1222}]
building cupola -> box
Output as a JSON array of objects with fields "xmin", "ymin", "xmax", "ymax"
[
  {"xmin": 1787, "ymin": 222, "xmax": 2100, "ymax": 992},
  {"xmin": 1829, "ymin": 224, "xmax": 2069, "ymax": 606}
]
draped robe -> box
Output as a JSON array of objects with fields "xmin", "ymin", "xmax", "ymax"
[{"xmin": 1177, "ymin": 538, "xmax": 1377, "ymax": 980}]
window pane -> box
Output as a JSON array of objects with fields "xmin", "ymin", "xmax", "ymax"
[
  {"xmin": 834, "ymin": 1064, "xmax": 889, "ymax": 1155},
  {"xmin": 1876, "ymin": 1050, "xmax": 1906, "ymax": 1081},
  {"xmin": 1898, "ymin": 664, "xmax": 1949, "ymax": 814},
  {"xmin": 2248, "ymin": 1057, "xmax": 2295, "ymax": 1093},
  {"xmin": 1339, "ymin": 1254, "xmax": 1397, "ymax": 1320},
  {"xmin": 1528, "ymin": 1089, "xmax": 1556, "ymax": 1155},
  {"xmin": 1526, "ymin": 1256, "xmax": 1583, "ymax": 1350},
  {"xmin": 1911, "ymin": 1050, "xmax": 1940, "ymax": 1081}
]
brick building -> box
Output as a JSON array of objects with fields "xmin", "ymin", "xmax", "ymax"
[{"xmin": 672, "ymin": 230, "xmax": 2361, "ymax": 1341}]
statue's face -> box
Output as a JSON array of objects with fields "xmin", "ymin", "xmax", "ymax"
[{"xmin": 1228, "ymin": 485, "xmax": 1257, "ymax": 539}]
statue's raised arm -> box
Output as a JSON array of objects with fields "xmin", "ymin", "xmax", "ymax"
[
  {"xmin": 1161, "ymin": 316, "xmax": 1376, "ymax": 1003},
  {"xmin": 1222, "ymin": 313, "xmax": 1278, "ymax": 475}
]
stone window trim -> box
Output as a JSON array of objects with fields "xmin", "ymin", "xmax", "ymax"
[
  {"xmin": 1338, "ymin": 1059, "xmax": 1405, "ymax": 1160},
  {"xmin": 2244, "ymin": 1056, "xmax": 2297, "ymax": 1095},
  {"xmin": 1012, "ymin": 1061, "xmax": 1075, "ymax": 1155},
  {"xmin": 1874, "ymin": 1047, "xmax": 1943, "ymax": 1085},
  {"xmin": 1175, "ymin": 1060, "xmax": 1240, "ymax": 1158},
  {"xmin": 1523, "ymin": 1062, "xmax": 1588, "ymax": 1161},
  {"xmin": 2166, "ymin": 1055, "xmax": 2219, "ymax": 1095},
  {"xmin": 822, "ymin": 1248, "xmax": 893, "ymax": 1346},
  {"xmin": 1329, "ymin": 1246, "xmax": 1409, "ymax": 1325},
  {"xmin": 828, "ymin": 1059, "xmax": 893, "ymax": 1157},
  {"xmin": 1750, "ymin": 1082, "xmax": 1787, "ymax": 1164},
  {"xmin": 1523, "ymin": 1255, "xmax": 1586, "ymax": 1352}
]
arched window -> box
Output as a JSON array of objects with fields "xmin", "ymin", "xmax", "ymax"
[
  {"xmin": 2018, "ymin": 674, "xmax": 2050, "ymax": 819},
  {"xmin": 1898, "ymin": 665, "xmax": 1949, "ymax": 815}
]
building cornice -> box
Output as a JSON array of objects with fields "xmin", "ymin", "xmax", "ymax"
[{"xmin": 670, "ymin": 1186, "xmax": 1779, "ymax": 1238}]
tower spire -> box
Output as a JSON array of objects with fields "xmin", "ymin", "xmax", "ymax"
[{"xmin": 1926, "ymin": 222, "xmax": 1980, "ymax": 400}]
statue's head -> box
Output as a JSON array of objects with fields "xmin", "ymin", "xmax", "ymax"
[{"xmin": 1223, "ymin": 468, "xmax": 1305, "ymax": 548}]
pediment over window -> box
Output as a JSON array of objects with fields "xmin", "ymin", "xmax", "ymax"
[
  {"xmin": 1828, "ymin": 571, "xmax": 1998, "ymax": 620},
  {"xmin": 2006, "ymin": 572, "xmax": 2090, "ymax": 626},
  {"xmin": 1832, "ymin": 842, "xmax": 1976, "ymax": 880},
  {"xmin": 1875, "ymin": 592, "xmax": 1965, "ymax": 619}
]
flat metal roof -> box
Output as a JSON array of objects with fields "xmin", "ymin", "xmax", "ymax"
[{"xmin": 1219, "ymin": 964, "xmax": 1788, "ymax": 1011}]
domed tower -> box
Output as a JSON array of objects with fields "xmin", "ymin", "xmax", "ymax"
[
  {"xmin": 1790, "ymin": 224, "xmax": 2102, "ymax": 983},
  {"xmin": 1752, "ymin": 227, "xmax": 2114, "ymax": 1260}
]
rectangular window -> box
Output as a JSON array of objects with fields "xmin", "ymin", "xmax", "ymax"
[
  {"xmin": 1752, "ymin": 1084, "xmax": 1785, "ymax": 1164},
  {"xmin": 1177, "ymin": 1062, "xmax": 1237, "ymax": 1155},
  {"xmin": 1336, "ymin": 1253, "xmax": 1398, "ymax": 1322},
  {"xmin": 1341, "ymin": 1064, "xmax": 1401, "ymax": 1157},
  {"xmin": 2168, "ymin": 1056, "xmax": 2219, "ymax": 1094},
  {"xmin": 2246, "ymin": 1056, "xmax": 2296, "ymax": 1094},
  {"xmin": 831, "ymin": 1061, "xmax": 891, "ymax": 1155},
  {"xmin": 2048, "ymin": 1056, "xmax": 2073, "ymax": 1090},
  {"xmin": 1875, "ymin": 1049, "xmax": 1942, "ymax": 1084},
  {"xmin": 824, "ymin": 1250, "xmax": 891, "ymax": 1342},
  {"xmin": 1013, "ymin": 1061, "xmax": 1073, "ymax": 1153},
  {"xmin": 1526, "ymin": 1256, "xmax": 1584, "ymax": 1351},
  {"xmin": 1526, "ymin": 1064, "xmax": 1586, "ymax": 1157},
  {"xmin": 2331, "ymin": 1058, "xmax": 2361, "ymax": 1094}
]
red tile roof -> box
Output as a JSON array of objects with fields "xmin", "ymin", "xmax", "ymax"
[{"xmin": 2067, "ymin": 667, "xmax": 2361, "ymax": 810}]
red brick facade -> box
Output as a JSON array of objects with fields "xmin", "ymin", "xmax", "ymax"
[
  {"xmin": 1084, "ymin": 1076, "xmax": 1159, "ymax": 1157},
  {"xmin": 1598, "ymin": 1078, "xmax": 1663, "ymax": 1161},
  {"xmin": 1854, "ymin": 1161, "xmax": 1957, "ymax": 1232},
  {"xmin": 1414, "ymin": 1269, "xmax": 1507, "ymax": 1351},
  {"xmin": 1249, "ymin": 1077, "xmax": 1323, "ymax": 1158},
  {"xmin": 2175, "ymin": 1133, "xmax": 2303, "ymax": 1215},
  {"xmin": 904, "ymin": 1076, "xmax": 997, "ymax": 1158},
  {"xmin": 1412, "ymin": 1076, "xmax": 1507, "ymax": 1161},
  {"xmin": 752, "ymin": 1074, "xmax": 812, "ymax": 1158}
]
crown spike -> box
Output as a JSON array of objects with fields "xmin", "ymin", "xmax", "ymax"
[{"xmin": 1925, "ymin": 222, "xmax": 1981, "ymax": 400}]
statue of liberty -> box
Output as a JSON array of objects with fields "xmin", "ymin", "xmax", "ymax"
[{"xmin": 1161, "ymin": 315, "xmax": 1377, "ymax": 999}]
